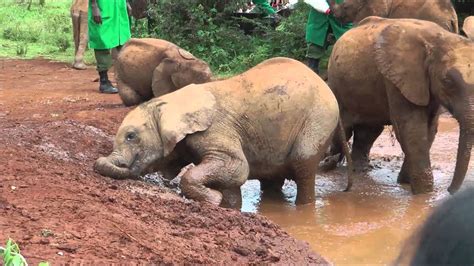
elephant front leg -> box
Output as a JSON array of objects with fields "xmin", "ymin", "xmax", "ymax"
[
  {"xmin": 387, "ymin": 86, "xmax": 434, "ymax": 194},
  {"xmin": 180, "ymin": 154, "xmax": 249, "ymax": 208}
]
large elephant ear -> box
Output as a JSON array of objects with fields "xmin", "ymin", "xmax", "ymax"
[
  {"xmin": 374, "ymin": 23, "xmax": 431, "ymax": 106},
  {"xmin": 178, "ymin": 48, "xmax": 196, "ymax": 60},
  {"xmin": 152, "ymin": 85, "xmax": 216, "ymax": 157}
]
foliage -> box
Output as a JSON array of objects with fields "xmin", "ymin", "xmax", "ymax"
[
  {"xmin": 145, "ymin": 0, "xmax": 310, "ymax": 75},
  {"xmin": 0, "ymin": 0, "xmax": 94, "ymax": 63},
  {"xmin": 0, "ymin": 238, "xmax": 28, "ymax": 266}
]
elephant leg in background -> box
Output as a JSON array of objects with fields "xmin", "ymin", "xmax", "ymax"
[
  {"xmin": 386, "ymin": 83, "xmax": 434, "ymax": 194},
  {"xmin": 260, "ymin": 178, "xmax": 285, "ymax": 192},
  {"xmin": 351, "ymin": 124, "xmax": 384, "ymax": 170},
  {"xmin": 320, "ymin": 115, "xmax": 353, "ymax": 172},
  {"xmin": 117, "ymin": 77, "xmax": 145, "ymax": 106},
  {"xmin": 180, "ymin": 153, "xmax": 249, "ymax": 209},
  {"xmin": 71, "ymin": 11, "xmax": 88, "ymax": 70}
]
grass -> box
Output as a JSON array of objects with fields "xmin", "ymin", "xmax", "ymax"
[{"xmin": 0, "ymin": 0, "xmax": 95, "ymax": 64}]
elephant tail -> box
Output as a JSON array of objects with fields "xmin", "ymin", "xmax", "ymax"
[{"xmin": 337, "ymin": 117, "xmax": 355, "ymax": 192}]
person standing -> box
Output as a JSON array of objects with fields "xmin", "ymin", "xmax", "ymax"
[
  {"xmin": 253, "ymin": 0, "xmax": 281, "ymax": 20},
  {"xmin": 71, "ymin": 0, "xmax": 89, "ymax": 70},
  {"xmin": 88, "ymin": 0, "xmax": 131, "ymax": 94},
  {"xmin": 304, "ymin": 0, "xmax": 352, "ymax": 76}
]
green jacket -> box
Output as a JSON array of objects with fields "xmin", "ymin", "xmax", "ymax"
[
  {"xmin": 305, "ymin": 0, "xmax": 352, "ymax": 47},
  {"xmin": 88, "ymin": 0, "xmax": 131, "ymax": 49}
]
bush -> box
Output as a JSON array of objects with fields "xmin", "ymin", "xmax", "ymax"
[{"xmin": 145, "ymin": 0, "xmax": 309, "ymax": 75}]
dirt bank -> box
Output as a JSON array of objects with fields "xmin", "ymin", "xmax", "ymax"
[{"xmin": 0, "ymin": 59, "xmax": 327, "ymax": 264}]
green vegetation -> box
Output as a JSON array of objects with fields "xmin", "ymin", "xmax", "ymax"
[
  {"xmin": 0, "ymin": 0, "xmax": 310, "ymax": 75},
  {"xmin": 0, "ymin": 238, "xmax": 28, "ymax": 266},
  {"xmin": 0, "ymin": 0, "xmax": 95, "ymax": 64},
  {"xmin": 146, "ymin": 0, "xmax": 310, "ymax": 75}
]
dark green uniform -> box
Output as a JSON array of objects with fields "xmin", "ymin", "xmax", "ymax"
[
  {"xmin": 305, "ymin": 0, "xmax": 352, "ymax": 73},
  {"xmin": 253, "ymin": 0, "xmax": 277, "ymax": 15}
]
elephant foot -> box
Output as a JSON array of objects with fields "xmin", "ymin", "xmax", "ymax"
[
  {"xmin": 72, "ymin": 61, "xmax": 87, "ymax": 70},
  {"xmin": 219, "ymin": 187, "xmax": 242, "ymax": 209},
  {"xmin": 397, "ymin": 171, "xmax": 411, "ymax": 184},
  {"xmin": 353, "ymin": 159, "xmax": 370, "ymax": 173},
  {"xmin": 319, "ymin": 154, "xmax": 340, "ymax": 172},
  {"xmin": 410, "ymin": 170, "xmax": 434, "ymax": 194}
]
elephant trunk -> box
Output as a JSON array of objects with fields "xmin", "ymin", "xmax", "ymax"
[
  {"xmin": 448, "ymin": 103, "xmax": 474, "ymax": 194},
  {"xmin": 94, "ymin": 155, "xmax": 136, "ymax": 180}
]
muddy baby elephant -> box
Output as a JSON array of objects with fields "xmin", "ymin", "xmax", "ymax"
[
  {"xmin": 326, "ymin": 17, "xmax": 474, "ymax": 195},
  {"xmin": 115, "ymin": 38, "xmax": 212, "ymax": 106},
  {"xmin": 331, "ymin": 0, "xmax": 459, "ymax": 33},
  {"xmin": 95, "ymin": 57, "xmax": 341, "ymax": 208},
  {"xmin": 463, "ymin": 16, "xmax": 474, "ymax": 40}
]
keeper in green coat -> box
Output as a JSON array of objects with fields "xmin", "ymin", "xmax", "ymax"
[
  {"xmin": 304, "ymin": 0, "xmax": 352, "ymax": 76},
  {"xmin": 89, "ymin": 0, "xmax": 131, "ymax": 94}
]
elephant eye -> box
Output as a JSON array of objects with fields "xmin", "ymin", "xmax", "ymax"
[{"xmin": 125, "ymin": 132, "xmax": 137, "ymax": 141}]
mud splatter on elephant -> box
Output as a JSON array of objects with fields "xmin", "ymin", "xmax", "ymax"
[
  {"xmin": 95, "ymin": 57, "xmax": 346, "ymax": 208},
  {"xmin": 325, "ymin": 17, "xmax": 473, "ymax": 195},
  {"xmin": 115, "ymin": 38, "xmax": 212, "ymax": 106}
]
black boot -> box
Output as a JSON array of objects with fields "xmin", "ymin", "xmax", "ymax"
[
  {"xmin": 307, "ymin": 58, "xmax": 320, "ymax": 74},
  {"xmin": 98, "ymin": 70, "xmax": 118, "ymax": 94}
]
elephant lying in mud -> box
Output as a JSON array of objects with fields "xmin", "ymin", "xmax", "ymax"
[
  {"xmin": 331, "ymin": 0, "xmax": 459, "ymax": 33},
  {"xmin": 115, "ymin": 38, "xmax": 213, "ymax": 106},
  {"xmin": 463, "ymin": 16, "xmax": 474, "ymax": 40},
  {"xmin": 325, "ymin": 17, "xmax": 474, "ymax": 195},
  {"xmin": 95, "ymin": 57, "xmax": 346, "ymax": 208}
]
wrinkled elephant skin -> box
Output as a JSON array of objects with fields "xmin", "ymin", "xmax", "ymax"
[
  {"xmin": 95, "ymin": 57, "xmax": 340, "ymax": 208},
  {"xmin": 331, "ymin": 0, "xmax": 458, "ymax": 33},
  {"xmin": 115, "ymin": 38, "xmax": 212, "ymax": 106},
  {"xmin": 326, "ymin": 17, "xmax": 473, "ymax": 195}
]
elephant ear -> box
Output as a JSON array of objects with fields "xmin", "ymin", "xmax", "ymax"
[
  {"xmin": 374, "ymin": 23, "xmax": 431, "ymax": 106},
  {"xmin": 152, "ymin": 85, "xmax": 216, "ymax": 157},
  {"xmin": 178, "ymin": 48, "xmax": 196, "ymax": 61},
  {"xmin": 151, "ymin": 58, "xmax": 179, "ymax": 97}
]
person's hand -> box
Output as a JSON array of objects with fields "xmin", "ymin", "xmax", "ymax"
[
  {"xmin": 92, "ymin": 4, "xmax": 102, "ymax": 24},
  {"xmin": 325, "ymin": 8, "xmax": 331, "ymax": 15}
]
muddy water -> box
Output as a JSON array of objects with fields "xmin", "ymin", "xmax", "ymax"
[{"xmin": 240, "ymin": 116, "xmax": 474, "ymax": 264}]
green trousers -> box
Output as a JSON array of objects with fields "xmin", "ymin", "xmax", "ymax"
[
  {"xmin": 253, "ymin": 0, "xmax": 276, "ymax": 15},
  {"xmin": 94, "ymin": 45, "xmax": 122, "ymax": 72}
]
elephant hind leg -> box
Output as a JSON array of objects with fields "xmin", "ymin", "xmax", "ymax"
[
  {"xmin": 290, "ymin": 159, "xmax": 319, "ymax": 205},
  {"xmin": 352, "ymin": 124, "xmax": 384, "ymax": 171},
  {"xmin": 117, "ymin": 78, "xmax": 145, "ymax": 106}
]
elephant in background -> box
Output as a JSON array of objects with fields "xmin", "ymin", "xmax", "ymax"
[
  {"xmin": 115, "ymin": 38, "xmax": 213, "ymax": 106},
  {"xmin": 94, "ymin": 58, "xmax": 346, "ymax": 208},
  {"xmin": 463, "ymin": 16, "xmax": 474, "ymax": 40},
  {"xmin": 331, "ymin": 0, "xmax": 459, "ymax": 33},
  {"xmin": 325, "ymin": 17, "xmax": 473, "ymax": 194}
]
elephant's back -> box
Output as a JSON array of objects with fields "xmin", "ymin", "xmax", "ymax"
[
  {"xmin": 116, "ymin": 38, "xmax": 177, "ymax": 94},
  {"xmin": 207, "ymin": 58, "xmax": 339, "ymax": 165},
  {"xmin": 212, "ymin": 57, "xmax": 336, "ymax": 114}
]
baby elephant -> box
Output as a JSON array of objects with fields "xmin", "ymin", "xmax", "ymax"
[
  {"xmin": 115, "ymin": 38, "xmax": 213, "ymax": 106},
  {"xmin": 95, "ymin": 57, "xmax": 340, "ymax": 208}
]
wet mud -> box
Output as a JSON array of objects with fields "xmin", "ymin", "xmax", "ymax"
[
  {"xmin": 0, "ymin": 59, "xmax": 326, "ymax": 264},
  {"xmin": 241, "ymin": 117, "xmax": 473, "ymax": 264}
]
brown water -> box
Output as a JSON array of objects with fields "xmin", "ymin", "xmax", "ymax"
[{"xmin": 241, "ymin": 116, "xmax": 474, "ymax": 264}]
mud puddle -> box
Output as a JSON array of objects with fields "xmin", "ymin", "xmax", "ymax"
[{"xmin": 241, "ymin": 117, "xmax": 474, "ymax": 264}]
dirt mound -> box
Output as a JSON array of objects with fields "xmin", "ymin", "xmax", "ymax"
[{"xmin": 0, "ymin": 59, "xmax": 328, "ymax": 264}]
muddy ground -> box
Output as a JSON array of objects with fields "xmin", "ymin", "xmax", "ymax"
[{"xmin": 0, "ymin": 59, "xmax": 328, "ymax": 264}]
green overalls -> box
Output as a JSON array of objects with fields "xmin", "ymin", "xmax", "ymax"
[
  {"xmin": 305, "ymin": 0, "xmax": 352, "ymax": 71},
  {"xmin": 88, "ymin": 0, "xmax": 131, "ymax": 71}
]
